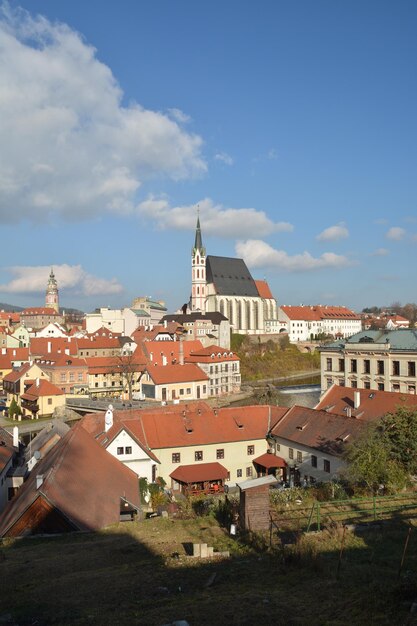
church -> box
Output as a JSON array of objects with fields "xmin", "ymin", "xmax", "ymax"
[{"xmin": 190, "ymin": 217, "xmax": 278, "ymax": 335}]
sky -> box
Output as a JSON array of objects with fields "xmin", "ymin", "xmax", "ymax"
[{"xmin": 0, "ymin": 1, "xmax": 416, "ymax": 313}]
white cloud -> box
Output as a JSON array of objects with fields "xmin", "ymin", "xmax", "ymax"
[
  {"xmin": 137, "ymin": 196, "xmax": 293, "ymax": 239},
  {"xmin": 371, "ymin": 248, "xmax": 390, "ymax": 257},
  {"xmin": 235, "ymin": 240, "xmax": 354, "ymax": 272},
  {"xmin": 316, "ymin": 222, "xmax": 349, "ymax": 242},
  {"xmin": 214, "ymin": 152, "xmax": 234, "ymax": 166},
  {"xmin": 0, "ymin": 265, "xmax": 123, "ymax": 296},
  {"xmin": 374, "ymin": 218, "xmax": 388, "ymax": 225},
  {"xmin": 0, "ymin": 5, "xmax": 206, "ymax": 223},
  {"xmin": 386, "ymin": 227, "xmax": 406, "ymax": 241}
]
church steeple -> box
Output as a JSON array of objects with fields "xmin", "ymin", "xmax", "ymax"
[{"xmin": 191, "ymin": 213, "xmax": 206, "ymax": 312}]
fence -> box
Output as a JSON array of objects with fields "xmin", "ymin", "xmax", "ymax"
[{"xmin": 269, "ymin": 492, "xmax": 417, "ymax": 535}]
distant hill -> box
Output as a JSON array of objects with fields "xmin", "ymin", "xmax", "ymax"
[
  {"xmin": 0, "ymin": 303, "xmax": 84, "ymax": 315},
  {"xmin": 0, "ymin": 302, "xmax": 24, "ymax": 312}
]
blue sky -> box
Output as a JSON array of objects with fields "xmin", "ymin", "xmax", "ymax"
[{"xmin": 0, "ymin": 1, "xmax": 416, "ymax": 312}]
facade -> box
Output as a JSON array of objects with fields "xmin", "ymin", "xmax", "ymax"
[
  {"xmin": 186, "ymin": 345, "xmax": 241, "ymax": 396},
  {"xmin": 190, "ymin": 217, "xmax": 278, "ymax": 335},
  {"xmin": 0, "ymin": 428, "xmax": 17, "ymax": 513},
  {"xmin": 81, "ymin": 402, "xmax": 283, "ymax": 487},
  {"xmin": 20, "ymin": 379, "xmax": 65, "ymax": 419},
  {"xmin": 131, "ymin": 297, "xmax": 168, "ymax": 326},
  {"xmin": 45, "ymin": 269, "xmax": 59, "ymax": 313},
  {"xmin": 86, "ymin": 355, "xmax": 145, "ymax": 398},
  {"xmin": 36, "ymin": 355, "xmax": 88, "ymax": 394},
  {"xmin": 162, "ymin": 312, "xmax": 231, "ymax": 348},
  {"xmin": 278, "ymin": 305, "xmax": 362, "ymax": 342},
  {"xmin": 85, "ymin": 307, "xmax": 140, "ymax": 336},
  {"xmin": 320, "ymin": 329, "xmax": 417, "ymax": 393},
  {"xmin": 20, "ymin": 308, "xmax": 64, "ymax": 331},
  {"xmin": 140, "ymin": 364, "xmax": 209, "ymax": 402}
]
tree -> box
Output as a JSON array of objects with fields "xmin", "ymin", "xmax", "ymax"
[
  {"xmin": 8, "ymin": 397, "xmax": 21, "ymax": 420},
  {"xmin": 381, "ymin": 406, "xmax": 417, "ymax": 475},
  {"xmin": 343, "ymin": 424, "xmax": 406, "ymax": 494},
  {"xmin": 115, "ymin": 352, "xmax": 144, "ymax": 401}
]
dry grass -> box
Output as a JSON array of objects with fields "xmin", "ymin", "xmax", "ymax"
[{"xmin": 1, "ymin": 516, "xmax": 417, "ymax": 625}]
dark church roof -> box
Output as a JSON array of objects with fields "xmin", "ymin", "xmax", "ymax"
[{"xmin": 206, "ymin": 256, "xmax": 260, "ymax": 297}]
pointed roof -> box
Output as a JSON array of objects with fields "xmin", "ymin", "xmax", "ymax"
[{"xmin": 193, "ymin": 216, "xmax": 205, "ymax": 253}]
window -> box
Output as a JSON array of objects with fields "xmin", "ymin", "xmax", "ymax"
[
  {"xmin": 364, "ymin": 381, "xmax": 371, "ymax": 389},
  {"xmin": 351, "ymin": 380, "xmax": 358, "ymax": 388},
  {"xmin": 195, "ymin": 450, "xmax": 203, "ymax": 461},
  {"xmin": 311, "ymin": 455, "xmax": 317, "ymax": 468},
  {"xmin": 339, "ymin": 359, "xmax": 345, "ymax": 372},
  {"xmin": 186, "ymin": 388, "xmax": 191, "ymax": 395},
  {"xmin": 172, "ymin": 452, "xmax": 181, "ymax": 463},
  {"xmin": 289, "ymin": 448, "xmax": 294, "ymax": 460},
  {"xmin": 392, "ymin": 361, "xmax": 400, "ymax": 376},
  {"xmin": 48, "ymin": 398, "xmax": 52, "ymax": 405},
  {"xmin": 378, "ymin": 382, "xmax": 385, "ymax": 391},
  {"xmin": 125, "ymin": 446, "xmax": 132, "ymax": 454},
  {"xmin": 377, "ymin": 360, "xmax": 384, "ymax": 375},
  {"xmin": 275, "ymin": 443, "xmax": 280, "ymax": 451},
  {"xmin": 60, "ymin": 373, "xmax": 66, "ymax": 382},
  {"xmin": 117, "ymin": 447, "xmax": 123, "ymax": 455},
  {"xmin": 408, "ymin": 385, "xmax": 416, "ymax": 394},
  {"xmin": 247, "ymin": 445, "xmax": 255, "ymax": 455},
  {"xmin": 408, "ymin": 362, "xmax": 416, "ymax": 377},
  {"xmin": 237, "ymin": 469, "xmax": 242, "ymax": 478},
  {"xmin": 296, "ymin": 451, "xmax": 302, "ymax": 463},
  {"xmin": 363, "ymin": 359, "xmax": 370, "ymax": 374},
  {"xmin": 180, "ymin": 389, "xmax": 184, "ymax": 396},
  {"xmin": 326, "ymin": 358, "xmax": 332, "ymax": 372},
  {"xmin": 78, "ymin": 372, "xmax": 83, "ymax": 381},
  {"xmin": 323, "ymin": 459, "xmax": 330, "ymax": 473},
  {"xmin": 216, "ymin": 449, "xmax": 224, "ymax": 459},
  {"xmin": 392, "ymin": 383, "xmax": 400, "ymax": 392},
  {"xmin": 69, "ymin": 372, "xmax": 75, "ymax": 382},
  {"xmin": 326, "ymin": 378, "xmax": 332, "ymax": 388},
  {"xmin": 350, "ymin": 359, "xmax": 357, "ymax": 373},
  {"xmin": 246, "ymin": 467, "xmax": 252, "ymax": 477}
]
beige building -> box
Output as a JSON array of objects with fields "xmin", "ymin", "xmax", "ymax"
[
  {"xmin": 20, "ymin": 379, "xmax": 65, "ymax": 419},
  {"xmin": 140, "ymin": 364, "xmax": 209, "ymax": 402},
  {"xmin": 320, "ymin": 329, "xmax": 417, "ymax": 394}
]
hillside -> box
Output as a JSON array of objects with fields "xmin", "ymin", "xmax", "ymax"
[
  {"xmin": 232, "ymin": 335, "xmax": 320, "ymax": 381},
  {"xmin": 1, "ymin": 516, "xmax": 416, "ymax": 625}
]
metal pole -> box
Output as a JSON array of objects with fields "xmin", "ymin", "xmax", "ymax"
[{"xmin": 398, "ymin": 526, "xmax": 412, "ymax": 580}]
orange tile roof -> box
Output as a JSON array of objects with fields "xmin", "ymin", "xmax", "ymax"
[
  {"xmin": 86, "ymin": 355, "xmax": 146, "ymax": 374},
  {"xmin": 30, "ymin": 337, "xmax": 79, "ymax": 357},
  {"xmin": 6, "ymin": 348, "xmax": 30, "ymax": 362},
  {"xmin": 187, "ymin": 344, "xmax": 239, "ymax": 363},
  {"xmin": 0, "ymin": 428, "xmax": 15, "ymax": 474},
  {"xmin": 22, "ymin": 308, "xmax": 60, "ymax": 316},
  {"xmin": 142, "ymin": 340, "xmax": 203, "ymax": 366},
  {"xmin": 3, "ymin": 362, "xmax": 33, "ymax": 383},
  {"xmin": 281, "ymin": 305, "xmax": 360, "ymax": 321},
  {"xmin": 82, "ymin": 402, "xmax": 287, "ymax": 450},
  {"xmin": 21, "ymin": 379, "xmax": 65, "ymax": 400},
  {"xmin": 0, "ymin": 355, "xmax": 12, "ymax": 369},
  {"xmin": 145, "ymin": 363, "xmax": 208, "ymax": 385},
  {"xmin": 77, "ymin": 337, "xmax": 121, "ymax": 350},
  {"xmin": 315, "ymin": 384, "xmax": 417, "ymax": 421},
  {"xmin": 0, "ymin": 423, "xmax": 140, "ymax": 536},
  {"xmin": 253, "ymin": 452, "xmax": 286, "ymax": 468},
  {"xmin": 170, "ymin": 462, "xmax": 228, "ymax": 483},
  {"xmin": 255, "ymin": 279, "xmax": 274, "ymax": 299}
]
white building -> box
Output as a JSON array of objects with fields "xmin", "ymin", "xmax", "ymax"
[
  {"xmin": 278, "ymin": 305, "xmax": 362, "ymax": 343},
  {"xmin": 85, "ymin": 307, "xmax": 140, "ymax": 337}
]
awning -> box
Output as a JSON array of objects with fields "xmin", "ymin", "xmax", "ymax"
[
  {"xmin": 253, "ymin": 452, "xmax": 287, "ymax": 469},
  {"xmin": 170, "ymin": 462, "xmax": 228, "ymax": 484}
]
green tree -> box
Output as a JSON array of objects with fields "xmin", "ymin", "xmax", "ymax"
[
  {"xmin": 343, "ymin": 424, "xmax": 407, "ymax": 494},
  {"xmin": 381, "ymin": 406, "xmax": 417, "ymax": 475},
  {"xmin": 8, "ymin": 397, "xmax": 21, "ymax": 420}
]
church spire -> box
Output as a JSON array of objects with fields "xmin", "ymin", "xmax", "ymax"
[{"xmin": 194, "ymin": 215, "xmax": 203, "ymax": 250}]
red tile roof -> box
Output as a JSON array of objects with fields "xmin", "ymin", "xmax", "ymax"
[
  {"xmin": 253, "ymin": 452, "xmax": 287, "ymax": 468},
  {"xmin": 3, "ymin": 362, "xmax": 33, "ymax": 384},
  {"xmin": 22, "ymin": 308, "xmax": 60, "ymax": 316},
  {"xmin": 170, "ymin": 462, "xmax": 228, "ymax": 483},
  {"xmin": 7, "ymin": 348, "xmax": 30, "ymax": 362},
  {"xmin": 142, "ymin": 340, "xmax": 203, "ymax": 366},
  {"xmin": 145, "ymin": 363, "xmax": 208, "ymax": 385},
  {"xmin": 21, "ymin": 379, "xmax": 65, "ymax": 400},
  {"xmin": 85, "ymin": 355, "xmax": 146, "ymax": 374},
  {"xmin": 0, "ymin": 428, "xmax": 15, "ymax": 474},
  {"xmin": 77, "ymin": 337, "xmax": 121, "ymax": 350},
  {"xmin": 280, "ymin": 305, "xmax": 360, "ymax": 321},
  {"xmin": 315, "ymin": 384, "xmax": 417, "ymax": 421},
  {"xmin": 82, "ymin": 402, "xmax": 287, "ymax": 450},
  {"xmin": 30, "ymin": 337, "xmax": 79, "ymax": 357},
  {"xmin": 186, "ymin": 345, "xmax": 239, "ymax": 364},
  {"xmin": 0, "ymin": 422, "xmax": 140, "ymax": 536},
  {"xmin": 0, "ymin": 354, "xmax": 12, "ymax": 370},
  {"xmin": 255, "ymin": 280, "xmax": 274, "ymax": 300}
]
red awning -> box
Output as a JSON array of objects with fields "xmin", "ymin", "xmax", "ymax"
[
  {"xmin": 170, "ymin": 462, "xmax": 228, "ymax": 484},
  {"xmin": 253, "ymin": 452, "xmax": 287, "ymax": 469}
]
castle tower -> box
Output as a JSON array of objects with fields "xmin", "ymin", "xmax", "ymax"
[
  {"xmin": 191, "ymin": 215, "xmax": 206, "ymax": 312},
  {"xmin": 45, "ymin": 268, "xmax": 59, "ymax": 313}
]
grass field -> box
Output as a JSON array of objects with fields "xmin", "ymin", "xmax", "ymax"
[{"xmin": 2, "ymin": 515, "xmax": 417, "ymax": 625}]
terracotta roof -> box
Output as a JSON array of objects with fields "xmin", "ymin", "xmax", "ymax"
[
  {"xmin": 0, "ymin": 355, "xmax": 12, "ymax": 370},
  {"xmin": 270, "ymin": 405, "xmax": 366, "ymax": 455},
  {"xmin": 280, "ymin": 305, "xmax": 360, "ymax": 321},
  {"xmin": 170, "ymin": 462, "xmax": 228, "ymax": 483},
  {"xmin": 7, "ymin": 348, "xmax": 30, "ymax": 362},
  {"xmin": 3, "ymin": 362, "xmax": 33, "ymax": 384},
  {"xmin": 21, "ymin": 379, "xmax": 65, "ymax": 400},
  {"xmin": 82, "ymin": 402, "xmax": 287, "ymax": 449},
  {"xmin": 0, "ymin": 312, "xmax": 20, "ymax": 322},
  {"xmin": 145, "ymin": 363, "xmax": 208, "ymax": 385},
  {"xmin": 253, "ymin": 452, "xmax": 286, "ymax": 468},
  {"xmin": 77, "ymin": 337, "xmax": 121, "ymax": 350},
  {"xmin": 86, "ymin": 326, "xmax": 121, "ymax": 338},
  {"xmin": 0, "ymin": 422, "xmax": 140, "ymax": 536},
  {"xmin": 22, "ymin": 308, "xmax": 59, "ymax": 316},
  {"xmin": 255, "ymin": 280, "xmax": 274, "ymax": 300},
  {"xmin": 186, "ymin": 345, "xmax": 239, "ymax": 364},
  {"xmin": 141, "ymin": 340, "xmax": 202, "ymax": 366},
  {"xmin": 86, "ymin": 355, "xmax": 146, "ymax": 374},
  {"xmin": 37, "ymin": 354, "xmax": 87, "ymax": 368},
  {"xmin": 30, "ymin": 337, "xmax": 79, "ymax": 357},
  {"xmin": 315, "ymin": 384, "xmax": 417, "ymax": 421}
]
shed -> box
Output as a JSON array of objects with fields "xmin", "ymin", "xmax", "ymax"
[{"xmin": 237, "ymin": 475, "xmax": 277, "ymax": 532}]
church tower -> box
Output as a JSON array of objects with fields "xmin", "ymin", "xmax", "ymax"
[
  {"xmin": 191, "ymin": 215, "xmax": 206, "ymax": 311},
  {"xmin": 45, "ymin": 268, "xmax": 59, "ymax": 313}
]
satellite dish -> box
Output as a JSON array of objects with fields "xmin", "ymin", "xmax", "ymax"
[{"xmin": 34, "ymin": 450, "xmax": 41, "ymax": 460}]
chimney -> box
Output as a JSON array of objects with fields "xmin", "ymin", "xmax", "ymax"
[
  {"xmin": 105, "ymin": 404, "xmax": 114, "ymax": 433},
  {"xmin": 179, "ymin": 339, "xmax": 184, "ymax": 366},
  {"xmin": 13, "ymin": 425, "xmax": 18, "ymax": 448},
  {"xmin": 65, "ymin": 348, "xmax": 70, "ymax": 355},
  {"xmin": 36, "ymin": 474, "xmax": 44, "ymax": 489},
  {"xmin": 47, "ymin": 341, "xmax": 51, "ymax": 353},
  {"xmin": 354, "ymin": 390, "xmax": 360, "ymax": 410},
  {"xmin": 162, "ymin": 355, "xmax": 167, "ymax": 366},
  {"xmin": 164, "ymin": 320, "xmax": 167, "ymax": 328},
  {"xmin": 150, "ymin": 352, "xmax": 153, "ymax": 362},
  {"xmin": 346, "ymin": 407, "xmax": 352, "ymax": 418},
  {"xmin": 36, "ymin": 378, "xmax": 40, "ymax": 388},
  {"xmin": 1, "ymin": 348, "xmax": 5, "ymax": 355}
]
